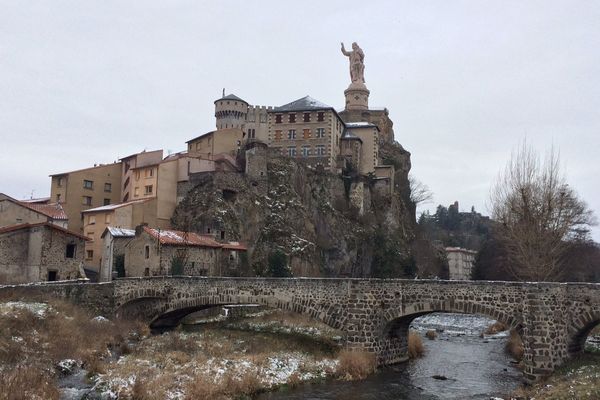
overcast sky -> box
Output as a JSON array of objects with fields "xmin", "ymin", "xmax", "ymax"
[{"xmin": 1, "ymin": 1, "xmax": 599, "ymax": 240}]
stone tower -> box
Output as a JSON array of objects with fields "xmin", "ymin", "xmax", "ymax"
[{"xmin": 214, "ymin": 93, "xmax": 249, "ymax": 130}]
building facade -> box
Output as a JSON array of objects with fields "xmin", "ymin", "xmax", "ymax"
[
  {"xmin": 0, "ymin": 223, "xmax": 87, "ymax": 284},
  {"xmin": 446, "ymin": 247, "xmax": 477, "ymax": 280},
  {"xmin": 50, "ymin": 163, "xmax": 123, "ymax": 233},
  {"xmin": 0, "ymin": 194, "xmax": 68, "ymax": 228}
]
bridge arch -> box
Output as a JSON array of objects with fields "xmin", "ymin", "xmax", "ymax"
[
  {"xmin": 115, "ymin": 292, "xmax": 346, "ymax": 331},
  {"xmin": 372, "ymin": 300, "xmax": 523, "ymax": 365},
  {"xmin": 567, "ymin": 311, "xmax": 600, "ymax": 355}
]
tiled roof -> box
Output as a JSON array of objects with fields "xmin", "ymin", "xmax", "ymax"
[
  {"xmin": 143, "ymin": 227, "xmax": 222, "ymax": 248},
  {"xmin": 20, "ymin": 202, "xmax": 68, "ymax": 220},
  {"xmin": 221, "ymin": 242, "xmax": 248, "ymax": 251},
  {"xmin": 215, "ymin": 93, "xmax": 247, "ymax": 103},
  {"xmin": 142, "ymin": 227, "xmax": 247, "ymax": 251},
  {"xmin": 273, "ymin": 96, "xmax": 332, "ymax": 112},
  {"xmin": 82, "ymin": 199, "xmax": 151, "ymax": 214},
  {"xmin": 20, "ymin": 197, "xmax": 50, "ymax": 204},
  {"xmin": 104, "ymin": 227, "xmax": 136, "ymax": 238},
  {"xmin": 0, "ymin": 222, "xmax": 90, "ymax": 241}
]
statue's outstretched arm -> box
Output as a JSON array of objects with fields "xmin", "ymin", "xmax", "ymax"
[{"xmin": 341, "ymin": 42, "xmax": 350, "ymax": 56}]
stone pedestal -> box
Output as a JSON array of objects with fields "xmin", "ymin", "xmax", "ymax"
[{"xmin": 344, "ymin": 82, "xmax": 370, "ymax": 111}]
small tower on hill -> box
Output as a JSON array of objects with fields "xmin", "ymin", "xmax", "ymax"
[{"xmin": 214, "ymin": 93, "xmax": 248, "ymax": 130}]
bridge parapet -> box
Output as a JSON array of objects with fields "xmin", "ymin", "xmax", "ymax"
[{"xmin": 1, "ymin": 277, "xmax": 599, "ymax": 383}]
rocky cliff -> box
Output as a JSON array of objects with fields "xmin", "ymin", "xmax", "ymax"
[{"xmin": 172, "ymin": 143, "xmax": 422, "ymax": 278}]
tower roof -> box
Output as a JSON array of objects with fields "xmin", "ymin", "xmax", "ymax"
[
  {"xmin": 273, "ymin": 96, "xmax": 332, "ymax": 112},
  {"xmin": 214, "ymin": 93, "xmax": 247, "ymax": 104}
]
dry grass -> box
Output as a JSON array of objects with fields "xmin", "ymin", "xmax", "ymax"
[
  {"xmin": 425, "ymin": 330, "xmax": 437, "ymax": 340},
  {"xmin": 484, "ymin": 321, "xmax": 508, "ymax": 335},
  {"xmin": 0, "ymin": 365, "xmax": 60, "ymax": 400},
  {"xmin": 0, "ymin": 299, "xmax": 149, "ymax": 399},
  {"xmin": 335, "ymin": 350, "xmax": 377, "ymax": 380},
  {"xmin": 512, "ymin": 353, "xmax": 600, "ymax": 400},
  {"xmin": 408, "ymin": 331, "xmax": 425, "ymax": 359},
  {"xmin": 505, "ymin": 329, "xmax": 524, "ymax": 361}
]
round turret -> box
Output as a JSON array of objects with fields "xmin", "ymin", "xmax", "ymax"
[{"xmin": 214, "ymin": 94, "xmax": 248, "ymax": 130}]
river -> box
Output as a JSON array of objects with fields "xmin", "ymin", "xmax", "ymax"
[{"xmin": 258, "ymin": 313, "xmax": 522, "ymax": 400}]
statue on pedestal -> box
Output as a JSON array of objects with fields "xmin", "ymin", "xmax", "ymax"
[{"xmin": 341, "ymin": 42, "xmax": 365, "ymax": 84}]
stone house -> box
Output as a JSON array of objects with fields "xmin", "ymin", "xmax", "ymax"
[
  {"xmin": 100, "ymin": 227, "xmax": 135, "ymax": 282},
  {"xmin": 117, "ymin": 225, "xmax": 247, "ymax": 278},
  {"xmin": 0, "ymin": 193, "xmax": 68, "ymax": 228},
  {"xmin": 0, "ymin": 222, "xmax": 88, "ymax": 284}
]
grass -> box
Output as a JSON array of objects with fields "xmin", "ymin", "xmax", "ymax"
[
  {"xmin": 408, "ymin": 331, "xmax": 425, "ymax": 359},
  {"xmin": 505, "ymin": 329, "xmax": 524, "ymax": 361},
  {"xmin": 335, "ymin": 350, "xmax": 377, "ymax": 380},
  {"xmin": 0, "ymin": 300, "xmax": 148, "ymax": 399},
  {"xmin": 484, "ymin": 321, "xmax": 508, "ymax": 335},
  {"xmin": 511, "ymin": 353, "xmax": 600, "ymax": 400}
]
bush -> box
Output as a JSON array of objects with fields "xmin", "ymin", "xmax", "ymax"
[
  {"xmin": 336, "ymin": 350, "xmax": 377, "ymax": 380},
  {"xmin": 484, "ymin": 321, "xmax": 507, "ymax": 335},
  {"xmin": 268, "ymin": 250, "xmax": 291, "ymax": 277},
  {"xmin": 408, "ymin": 331, "xmax": 424, "ymax": 359},
  {"xmin": 506, "ymin": 329, "xmax": 524, "ymax": 361},
  {"xmin": 0, "ymin": 366, "xmax": 59, "ymax": 400}
]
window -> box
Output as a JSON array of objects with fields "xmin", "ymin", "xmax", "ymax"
[
  {"xmin": 86, "ymin": 250, "xmax": 93, "ymax": 259},
  {"xmin": 187, "ymin": 161, "xmax": 191, "ymax": 175},
  {"xmin": 303, "ymin": 129, "xmax": 311, "ymax": 139},
  {"xmin": 135, "ymin": 171, "xmax": 140, "ymax": 180},
  {"xmin": 275, "ymin": 114, "xmax": 283, "ymax": 124},
  {"xmin": 220, "ymin": 231, "xmax": 225, "ymax": 240},
  {"xmin": 104, "ymin": 183, "xmax": 112, "ymax": 192},
  {"xmin": 274, "ymin": 130, "xmax": 282, "ymax": 141},
  {"xmin": 315, "ymin": 145, "xmax": 326, "ymax": 156},
  {"xmin": 57, "ymin": 177, "xmax": 64, "ymax": 187},
  {"xmin": 65, "ymin": 244, "xmax": 76, "ymax": 259},
  {"xmin": 56, "ymin": 194, "xmax": 61, "ymax": 202},
  {"xmin": 144, "ymin": 245, "xmax": 150, "ymax": 259},
  {"xmin": 144, "ymin": 168, "xmax": 154, "ymax": 178},
  {"xmin": 144, "ymin": 185, "xmax": 153, "ymax": 195},
  {"xmin": 103, "ymin": 198, "xmax": 110, "ymax": 206},
  {"xmin": 301, "ymin": 146, "xmax": 311, "ymax": 157},
  {"xmin": 88, "ymin": 216, "xmax": 96, "ymax": 225},
  {"xmin": 288, "ymin": 114, "xmax": 296, "ymax": 123},
  {"xmin": 47, "ymin": 271, "xmax": 57, "ymax": 281},
  {"xmin": 287, "ymin": 146, "xmax": 297, "ymax": 157},
  {"xmin": 144, "ymin": 267, "xmax": 150, "ymax": 276},
  {"xmin": 134, "ymin": 187, "xmax": 139, "ymax": 197},
  {"xmin": 83, "ymin": 180, "xmax": 93, "ymax": 189},
  {"xmin": 260, "ymin": 114, "xmax": 267, "ymax": 123},
  {"xmin": 229, "ymin": 252, "xmax": 235, "ymax": 261},
  {"xmin": 248, "ymin": 128, "xmax": 256, "ymax": 139},
  {"xmin": 317, "ymin": 112, "xmax": 325, "ymax": 122},
  {"xmin": 316, "ymin": 128, "xmax": 325, "ymax": 138},
  {"xmin": 303, "ymin": 113, "xmax": 311, "ymax": 122},
  {"xmin": 82, "ymin": 196, "xmax": 92, "ymax": 206},
  {"xmin": 287, "ymin": 129, "xmax": 296, "ymax": 139}
]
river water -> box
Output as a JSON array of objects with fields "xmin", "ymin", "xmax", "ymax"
[{"xmin": 258, "ymin": 313, "xmax": 522, "ymax": 400}]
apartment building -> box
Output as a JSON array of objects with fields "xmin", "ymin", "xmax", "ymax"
[{"xmin": 50, "ymin": 163, "xmax": 122, "ymax": 232}]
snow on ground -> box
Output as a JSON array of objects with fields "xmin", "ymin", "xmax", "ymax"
[{"xmin": 0, "ymin": 301, "xmax": 49, "ymax": 317}]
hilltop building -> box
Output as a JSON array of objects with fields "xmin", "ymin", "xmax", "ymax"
[{"xmin": 445, "ymin": 247, "xmax": 477, "ymax": 280}]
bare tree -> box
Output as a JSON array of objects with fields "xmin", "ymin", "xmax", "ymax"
[
  {"xmin": 409, "ymin": 174, "xmax": 434, "ymax": 206},
  {"xmin": 489, "ymin": 141, "xmax": 596, "ymax": 281}
]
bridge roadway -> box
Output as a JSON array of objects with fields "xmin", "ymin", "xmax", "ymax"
[{"xmin": 1, "ymin": 276, "xmax": 599, "ymax": 383}]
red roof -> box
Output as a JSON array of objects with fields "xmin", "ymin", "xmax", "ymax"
[
  {"xmin": 19, "ymin": 202, "xmax": 68, "ymax": 220},
  {"xmin": 143, "ymin": 227, "xmax": 222, "ymax": 248},
  {"xmin": 142, "ymin": 227, "xmax": 246, "ymax": 251},
  {"xmin": 0, "ymin": 222, "xmax": 90, "ymax": 241}
]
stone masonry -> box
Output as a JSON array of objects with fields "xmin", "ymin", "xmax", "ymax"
[{"xmin": 1, "ymin": 277, "xmax": 599, "ymax": 383}]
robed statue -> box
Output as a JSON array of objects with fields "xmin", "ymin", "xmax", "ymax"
[{"xmin": 341, "ymin": 42, "xmax": 365, "ymax": 84}]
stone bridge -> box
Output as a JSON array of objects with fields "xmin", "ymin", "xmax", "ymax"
[{"xmin": 1, "ymin": 276, "xmax": 599, "ymax": 383}]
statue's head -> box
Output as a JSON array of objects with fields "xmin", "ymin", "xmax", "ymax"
[{"xmin": 352, "ymin": 42, "xmax": 358, "ymax": 50}]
